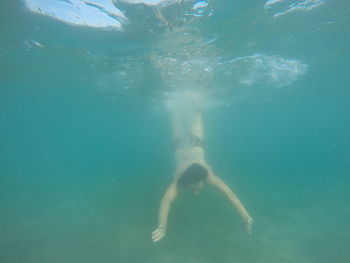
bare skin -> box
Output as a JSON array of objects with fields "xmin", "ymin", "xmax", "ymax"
[
  {"xmin": 152, "ymin": 164, "xmax": 253, "ymax": 242},
  {"xmin": 152, "ymin": 92, "xmax": 253, "ymax": 242}
]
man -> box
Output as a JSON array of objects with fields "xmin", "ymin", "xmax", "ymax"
[{"xmin": 152, "ymin": 91, "xmax": 253, "ymax": 242}]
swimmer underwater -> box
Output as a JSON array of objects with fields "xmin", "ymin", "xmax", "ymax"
[{"xmin": 152, "ymin": 92, "xmax": 253, "ymax": 242}]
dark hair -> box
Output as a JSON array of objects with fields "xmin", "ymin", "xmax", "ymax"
[{"xmin": 177, "ymin": 163, "xmax": 208, "ymax": 188}]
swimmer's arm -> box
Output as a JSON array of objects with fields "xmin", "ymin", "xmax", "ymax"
[
  {"xmin": 152, "ymin": 1, "xmax": 184, "ymax": 27},
  {"xmin": 152, "ymin": 182, "xmax": 178, "ymax": 242},
  {"xmin": 208, "ymin": 173, "xmax": 253, "ymax": 234},
  {"xmin": 152, "ymin": 7, "xmax": 169, "ymax": 26}
]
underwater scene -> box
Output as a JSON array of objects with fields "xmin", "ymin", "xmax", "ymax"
[{"xmin": 1, "ymin": 0, "xmax": 349, "ymax": 262}]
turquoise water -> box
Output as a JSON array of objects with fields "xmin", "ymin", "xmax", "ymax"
[{"xmin": 1, "ymin": 0, "xmax": 350, "ymax": 262}]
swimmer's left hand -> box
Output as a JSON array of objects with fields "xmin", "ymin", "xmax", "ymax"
[
  {"xmin": 152, "ymin": 225, "xmax": 166, "ymax": 242},
  {"xmin": 245, "ymin": 217, "xmax": 253, "ymax": 234}
]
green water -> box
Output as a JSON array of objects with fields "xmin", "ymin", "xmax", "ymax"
[{"xmin": 1, "ymin": 0, "xmax": 349, "ymax": 262}]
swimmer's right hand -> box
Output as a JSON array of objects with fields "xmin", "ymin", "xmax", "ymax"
[{"xmin": 152, "ymin": 225, "xmax": 166, "ymax": 242}]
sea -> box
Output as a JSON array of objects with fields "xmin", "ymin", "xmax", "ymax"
[{"xmin": 0, "ymin": 0, "xmax": 349, "ymax": 262}]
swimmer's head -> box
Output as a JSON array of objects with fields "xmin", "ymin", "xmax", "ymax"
[{"xmin": 177, "ymin": 163, "xmax": 208, "ymax": 193}]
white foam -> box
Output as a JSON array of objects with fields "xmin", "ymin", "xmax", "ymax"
[
  {"xmin": 265, "ymin": 0, "xmax": 285, "ymax": 8},
  {"xmin": 226, "ymin": 54, "xmax": 308, "ymax": 88},
  {"xmin": 264, "ymin": 0, "xmax": 326, "ymax": 17}
]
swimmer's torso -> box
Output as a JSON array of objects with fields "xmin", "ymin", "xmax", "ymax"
[{"xmin": 174, "ymin": 146, "xmax": 206, "ymax": 179}]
